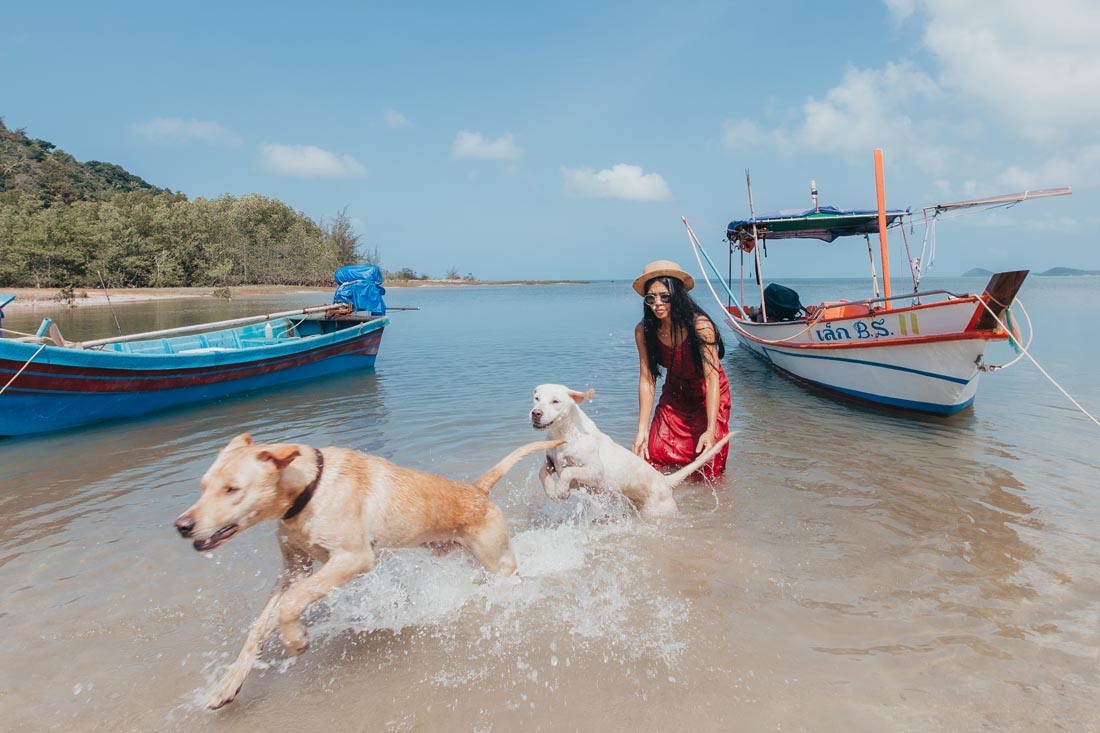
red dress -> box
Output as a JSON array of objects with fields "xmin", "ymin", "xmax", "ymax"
[{"xmin": 646, "ymin": 337, "xmax": 731, "ymax": 480}]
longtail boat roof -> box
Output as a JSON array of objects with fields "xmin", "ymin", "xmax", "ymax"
[{"xmin": 727, "ymin": 205, "xmax": 907, "ymax": 243}]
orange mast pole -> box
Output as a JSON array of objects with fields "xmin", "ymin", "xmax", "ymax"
[{"xmin": 874, "ymin": 148, "xmax": 891, "ymax": 300}]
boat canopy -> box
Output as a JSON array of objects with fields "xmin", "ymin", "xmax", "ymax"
[{"xmin": 727, "ymin": 206, "xmax": 907, "ymax": 243}]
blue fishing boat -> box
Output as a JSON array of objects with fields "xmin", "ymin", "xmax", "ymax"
[{"xmin": 0, "ymin": 266, "xmax": 389, "ymax": 437}]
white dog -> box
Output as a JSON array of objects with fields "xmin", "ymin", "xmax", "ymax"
[{"xmin": 530, "ymin": 384, "xmax": 734, "ymax": 520}]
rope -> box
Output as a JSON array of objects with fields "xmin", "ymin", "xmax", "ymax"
[
  {"xmin": 0, "ymin": 342, "xmax": 47, "ymax": 395},
  {"xmin": 975, "ymin": 298, "xmax": 1098, "ymax": 427},
  {"xmin": 684, "ymin": 218, "xmax": 1098, "ymax": 428},
  {"xmin": 684, "ymin": 218, "xmax": 826, "ymax": 345}
]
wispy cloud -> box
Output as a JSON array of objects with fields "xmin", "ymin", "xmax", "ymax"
[
  {"xmin": 561, "ymin": 164, "xmax": 671, "ymax": 201},
  {"xmin": 259, "ymin": 144, "xmax": 366, "ymax": 178},
  {"xmin": 722, "ymin": 0, "xmax": 1100, "ymax": 186},
  {"xmin": 722, "ymin": 61, "xmax": 948, "ymax": 173},
  {"xmin": 383, "ymin": 107, "xmax": 410, "ymax": 129},
  {"xmin": 131, "ymin": 117, "xmax": 240, "ymax": 146},
  {"xmin": 917, "ymin": 0, "xmax": 1100, "ymax": 142},
  {"xmin": 451, "ymin": 131, "xmax": 522, "ymax": 161}
]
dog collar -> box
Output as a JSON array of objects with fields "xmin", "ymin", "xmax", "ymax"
[{"xmin": 283, "ymin": 450, "xmax": 324, "ymax": 521}]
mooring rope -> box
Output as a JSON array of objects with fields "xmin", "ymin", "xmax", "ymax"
[
  {"xmin": 0, "ymin": 342, "xmax": 48, "ymax": 396},
  {"xmin": 975, "ymin": 298, "xmax": 1098, "ymax": 427}
]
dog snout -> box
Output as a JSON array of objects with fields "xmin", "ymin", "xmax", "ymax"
[
  {"xmin": 531, "ymin": 409, "xmax": 543, "ymax": 421},
  {"xmin": 175, "ymin": 515, "xmax": 195, "ymax": 537}
]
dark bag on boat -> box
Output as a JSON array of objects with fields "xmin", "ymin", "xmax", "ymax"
[{"xmin": 763, "ymin": 283, "xmax": 803, "ymax": 321}]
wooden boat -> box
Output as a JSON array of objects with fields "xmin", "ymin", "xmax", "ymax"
[
  {"xmin": 0, "ymin": 298, "xmax": 387, "ymax": 437},
  {"xmin": 684, "ymin": 149, "xmax": 1070, "ymax": 415}
]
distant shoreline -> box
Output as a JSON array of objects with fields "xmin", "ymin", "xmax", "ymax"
[{"xmin": 0, "ymin": 280, "xmax": 593, "ymax": 310}]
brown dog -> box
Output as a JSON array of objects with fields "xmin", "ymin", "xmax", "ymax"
[{"xmin": 174, "ymin": 433, "xmax": 562, "ymax": 709}]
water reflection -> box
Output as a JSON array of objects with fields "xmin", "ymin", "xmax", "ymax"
[{"xmin": 730, "ymin": 346, "xmax": 1048, "ymax": 646}]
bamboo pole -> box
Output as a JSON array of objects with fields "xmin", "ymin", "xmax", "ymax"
[
  {"xmin": 746, "ymin": 170, "xmax": 767, "ymax": 320},
  {"xmin": 874, "ymin": 149, "xmax": 891, "ymax": 300},
  {"xmin": 75, "ymin": 303, "xmax": 353, "ymax": 349}
]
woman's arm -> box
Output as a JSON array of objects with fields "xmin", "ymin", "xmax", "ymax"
[
  {"xmin": 633, "ymin": 322, "xmax": 656, "ymax": 458},
  {"xmin": 695, "ymin": 316, "xmax": 721, "ymax": 455}
]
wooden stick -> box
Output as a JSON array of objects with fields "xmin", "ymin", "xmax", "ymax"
[{"xmin": 75, "ymin": 303, "xmax": 354, "ymax": 349}]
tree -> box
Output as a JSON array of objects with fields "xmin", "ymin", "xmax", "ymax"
[{"xmin": 323, "ymin": 207, "xmax": 361, "ymax": 266}]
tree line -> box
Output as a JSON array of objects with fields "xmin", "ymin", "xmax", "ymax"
[
  {"xmin": 0, "ymin": 119, "xmax": 364, "ymax": 288},
  {"xmin": 0, "ymin": 189, "xmax": 354, "ymax": 288}
]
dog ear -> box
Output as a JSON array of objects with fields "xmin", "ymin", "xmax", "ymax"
[
  {"xmin": 568, "ymin": 388, "xmax": 595, "ymax": 404},
  {"xmin": 224, "ymin": 433, "xmax": 255, "ymax": 451},
  {"xmin": 256, "ymin": 445, "xmax": 301, "ymax": 470}
]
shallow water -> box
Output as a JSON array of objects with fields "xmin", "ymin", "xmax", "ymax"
[{"xmin": 1, "ymin": 278, "xmax": 1098, "ymax": 731}]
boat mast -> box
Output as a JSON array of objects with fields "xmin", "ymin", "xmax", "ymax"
[
  {"xmin": 874, "ymin": 148, "xmax": 892, "ymax": 301},
  {"xmin": 745, "ymin": 170, "xmax": 766, "ymax": 319}
]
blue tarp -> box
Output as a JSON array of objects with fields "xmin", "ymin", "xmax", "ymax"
[{"xmin": 333, "ymin": 265, "xmax": 386, "ymax": 315}]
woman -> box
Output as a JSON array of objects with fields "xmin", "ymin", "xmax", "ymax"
[{"xmin": 631, "ymin": 260, "xmax": 731, "ymax": 480}]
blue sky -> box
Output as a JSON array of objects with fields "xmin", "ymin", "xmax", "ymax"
[{"xmin": 2, "ymin": 0, "xmax": 1096, "ymax": 280}]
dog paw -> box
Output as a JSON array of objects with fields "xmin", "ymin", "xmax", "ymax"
[
  {"xmin": 280, "ymin": 625, "xmax": 310, "ymax": 656},
  {"xmin": 206, "ymin": 679, "xmax": 244, "ymax": 710}
]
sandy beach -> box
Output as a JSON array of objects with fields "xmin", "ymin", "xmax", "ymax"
[{"xmin": 0, "ymin": 280, "xmax": 590, "ymax": 310}]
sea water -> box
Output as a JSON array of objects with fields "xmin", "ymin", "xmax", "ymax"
[{"xmin": 0, "ymin": 278, "xmax": 1097, "ymax": 730}]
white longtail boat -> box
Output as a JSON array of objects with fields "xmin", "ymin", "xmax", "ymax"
[{"xmin": 684, "ymin": 149, "xmax": 1070, "ymax": 415}]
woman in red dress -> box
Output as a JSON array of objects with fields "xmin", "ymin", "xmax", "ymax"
[{"xmin": 631, "ymin": 260, "xmax": 731, "ymax": 480}]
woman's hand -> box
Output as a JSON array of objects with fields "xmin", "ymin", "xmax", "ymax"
[
  {"xmin": 632, "ymin": 431, "xmax": 649, "ymax": 460},
  {"xmin": 695, "ymin": 430, "xmax": 716, "ymax": 455}
]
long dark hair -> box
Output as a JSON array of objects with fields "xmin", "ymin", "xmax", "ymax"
[{"xmin": 641, "ymin": 275, "xmax": 725, "ymax": 380}]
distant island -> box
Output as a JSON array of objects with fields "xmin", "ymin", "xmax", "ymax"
[
  {"xmin": 1037, "ymin": 267, "xmax": 1100, "ymax": 276},
  {"xmin": 963, "ymin": 267, "xmax": 1100, "ymax": 277}
]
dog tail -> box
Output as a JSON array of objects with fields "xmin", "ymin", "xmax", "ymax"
[
  {"xmin": 473, "ymin": 439, "xmax": 566, "ymax": 494},
  {"xmin": 664, "ymin": 431, "xmax": 737, "ymax": 489}
]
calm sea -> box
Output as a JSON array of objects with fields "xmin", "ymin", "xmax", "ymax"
[{"xmin": 1, "ymin": 277, "xmax": 1097, "ymax": 731}]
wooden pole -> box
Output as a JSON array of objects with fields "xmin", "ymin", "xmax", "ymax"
[
  {"xmin": 874, "ymin": 149, "xmax": 891, "ymax": 300},
  {"xmin": 746, "ymin": 170, "xmax": 767, "ymax": 319},
  {"xmin": 75, "ymin": 303, "xmax": 353, "ymax": 349}
]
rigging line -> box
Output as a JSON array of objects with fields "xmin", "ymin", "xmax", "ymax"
[
  {"xmin": 976, "ymin": 298, "xmax": 1099, "ymax": 428},
  {"xmin": 987, "ymin": 300, "xmax": 1034, "ymax": 370},
  {"xmin": 683, "ymin": 218, "xmax": 825, "ymax": 344},
  {"xmin": 0, "ymin": 342, "xmax": 48, "ymax": 396}
]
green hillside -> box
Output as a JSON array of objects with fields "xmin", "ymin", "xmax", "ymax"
[
  {"xmin": 0, "ymin": 119, "xmax": 359, "ymax": 288},
  {"xmin": 0, "ymin": 119, "xmax": 167, "ymax": 206}
]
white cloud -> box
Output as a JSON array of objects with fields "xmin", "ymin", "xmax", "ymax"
[
  {"xmin": 918, "ymin": 0, "xmax": 1100, "ymax": 142},
  {"xmin": 561, "ymin": 164, "xmax": 671, "ymax": 201},
  {"xmin": 259, "ymin": 144, "xmax": 366, "ymax": 178},
  {"xmin": 451, "ymin": 131, "xmax": 522, "ymax": 161},
  {"xmin": 722, "ymin": 61, "xmax": 948, "ymax": 172},
  {"xmin": 997, "ymin": 144, "xmax": 1100, "ymax": 190},
  {"xmin": 131, "ymin": 117, "xmax": 240, "ymax": 146},
  {"xmin": 383, "ymin": 107, "xmax": 410, "ymax": 129}
]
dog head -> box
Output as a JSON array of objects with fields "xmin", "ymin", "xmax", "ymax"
[
  {"xmin": 531, "ymin": 384, "xmax": 594, "ymax": 431},
  {"xmin": 173, "ymin": 433, "xmax": 302, "ymax": 552}
]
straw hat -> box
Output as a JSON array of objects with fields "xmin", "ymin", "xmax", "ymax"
[{"xmin": 632, "ymin": 260, "xmax": 695, "ymax": 296}]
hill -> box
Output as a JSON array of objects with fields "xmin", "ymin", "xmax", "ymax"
[
  {"xmin": 0, "ymin": 118, "xmax": 168, "ymax": 206},
  {"xmin": 962, "ymin": 268, "xmax": 994, "ymax": 277},
  {"xmin": 1038, "ymin": 267, "xmax": 1100, "ymax": 276},
  {"xmin": 0, "ymin": 120, "xmax": 359, "ymax": 289}
]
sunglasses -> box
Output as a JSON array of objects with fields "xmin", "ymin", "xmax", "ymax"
[{"xmin": 644, "ymin": 293, "xmax": 672, "ymax": 306}]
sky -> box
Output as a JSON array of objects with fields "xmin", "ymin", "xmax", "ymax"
[{"xmin": 2, "ymin": 0, "xmax": 1097, "ymax": 281}]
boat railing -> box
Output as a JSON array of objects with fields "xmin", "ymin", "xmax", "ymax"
[{"xmin": 812, "ymin": 288, "xmax": 971, "ymax": 314}]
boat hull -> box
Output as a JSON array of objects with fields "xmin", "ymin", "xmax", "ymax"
[
  {"xmin": 0, "ymin": 317, "xmax": 387, "ymax": 436},
  {"xmin": 724, "ymin": 299, "xmax": 1003, "ymax": 414}
]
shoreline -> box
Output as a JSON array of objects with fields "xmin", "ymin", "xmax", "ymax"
[{"xmin": 0, "ymin": 280, "xmax": 593, "ymax": 310}]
